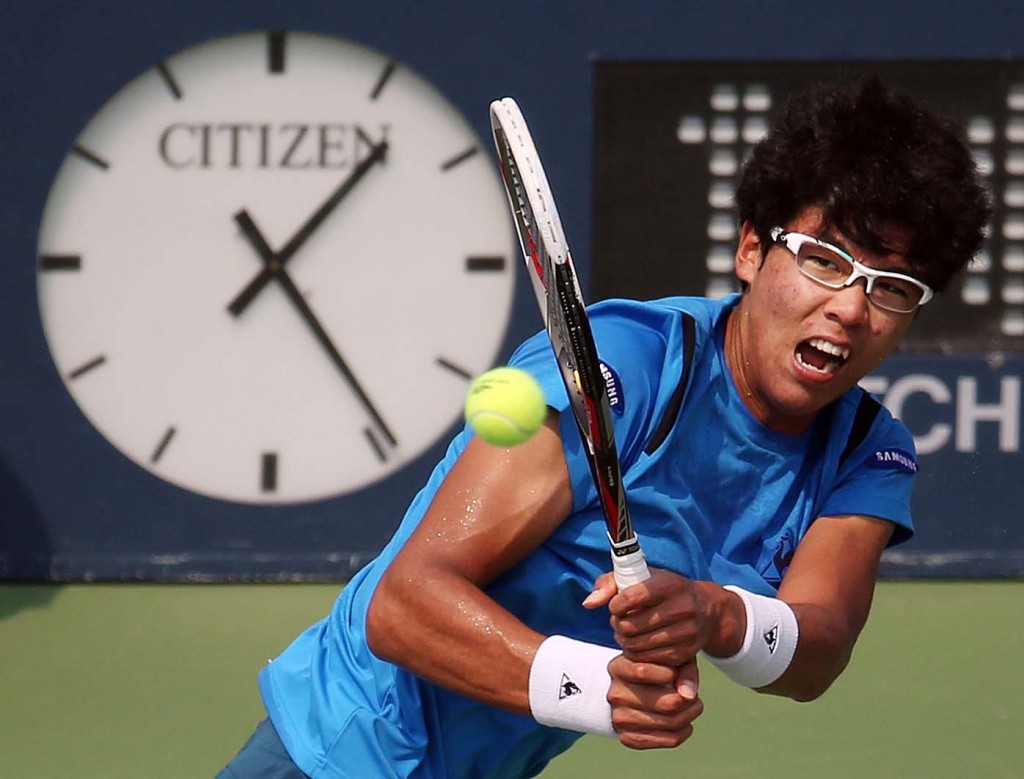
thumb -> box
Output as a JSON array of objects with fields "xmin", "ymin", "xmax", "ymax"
[
  {"xmin": 582, "ymin": 572, "xmax": 618, "ymax": 609},
  {"xmin": 675, "ymin": 659, "xmax": 700, "ymax": 700}
]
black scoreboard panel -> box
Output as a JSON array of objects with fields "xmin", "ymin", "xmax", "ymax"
[{"xmin": 592, "ymin": 61, "xmax": 1024, "ymax": 353}]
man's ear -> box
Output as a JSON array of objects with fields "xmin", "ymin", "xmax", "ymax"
[{"xmin": 734, "ymin": 221, "xmax": 764, "ymax": 287}]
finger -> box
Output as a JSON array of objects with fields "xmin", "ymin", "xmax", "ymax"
[
  {"xmin": 608, "ymin": 570, "xmax": 696, "ymax": 618},
  {"xmin": 608, "ymin": 656, "xmax": 678, "ymax": 688},
  {"xmin": 614, "ymin": 625, "xmax": 669, "ymax": 656},
  {"xmin": 611, "ymin": 694, "xmax": 704, "ymax": 736},
  {"xmin": 620, "ymin": 646, "xmax": 694, "ymax": 668},
  {"xmin": 611, "ymin": 591, "xmax": 702, "ymax": 635},
  {"xmin": 614, "ymin": 621, "xmax": 703, "ymax": 664},
  {"xmin": 611, "ymin": 685, "xmax": 701, "ymax": 719},
  {"xmin": 582, "ymin": 572, "xmax": 618, "ymax": 608},
  {"xmin": 606, "ymin": 579, "xmax": 662, "ymax": 616},
  {"xmin": 675, "ymin": 659, "xmax": 700, "ymax": 701},
  {"xmin": 618, "ymin": 722, "xmax": 696, "ymax": 751},
  {"xmin": 613, "ymin": 614, "xmax": 688, "ymax": 643},
  {"xmin": 613, "ymin": 615, "xmax": 708, "ymax": 665}
]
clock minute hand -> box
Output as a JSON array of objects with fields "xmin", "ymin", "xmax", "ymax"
[
  {"xmin": 227, "ymin": 138, "xmax": 389, "ymax": 318},
  {"xmin": 275, "ymin": 266, "xmax": 399, "ymax": 448},
  {"xmin": 233, "ymin": 211, "xmax": 397, "ymax": 447}
]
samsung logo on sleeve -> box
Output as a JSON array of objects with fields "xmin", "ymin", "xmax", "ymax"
[
  {"xmin": 599, "ymin": 361, "xmax": 624, "ymax": 416},
  {"xmin": 867, "ymin": 448, "xmax": 919, "ymax": 474}
]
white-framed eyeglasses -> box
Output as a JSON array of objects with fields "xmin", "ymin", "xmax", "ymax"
[{"xmin": 769, "ymin": 227, "xmax": 933, "ymax": 314}]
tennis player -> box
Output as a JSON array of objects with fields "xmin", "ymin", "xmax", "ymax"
[{"xmin": 217, "ymin": 75, "xmax": 990, "ymax": 778}]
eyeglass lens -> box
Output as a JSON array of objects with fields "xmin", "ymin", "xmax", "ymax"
[{"xmin": 794, "ymin": 241, "xmax": 923, "ymax": 312}]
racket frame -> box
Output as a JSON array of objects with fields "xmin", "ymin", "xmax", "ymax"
[{"xmin": 489, "ymin": 97, "xmax": 649, "ymax": 588}]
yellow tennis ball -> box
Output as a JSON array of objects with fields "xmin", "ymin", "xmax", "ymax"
[{"xmin": 464, "ymin": 367, "xmax": 547, "ymax": 446}]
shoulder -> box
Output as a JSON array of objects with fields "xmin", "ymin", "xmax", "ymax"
[
  {"xmin": 586, "ymin": 295, "xmax": 734, "ymax": 375},
  {"xmin": 830, "ymin": 387, "xmax": 918, "ymax": 472},
  {"xmin": 583, "ymin": 298, "xmax": 703, "ymax": 406},
  {"xmin": 588, "ymin": 296, "xmax": 735, "ymax": 457},
  {"xmin": 507, "ymin": 295, "xmax": 735, "ymax": 459},
  {"xmin": 588, "ymin": 294, "xmax": 735, "ymax": 338}
]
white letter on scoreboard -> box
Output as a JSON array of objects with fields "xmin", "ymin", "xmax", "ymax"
[
  {"xmin": 955, "ymin": 377, "xmax": 1021, "ymax": 453},
  {"xmin": 881, "ymin": 374, "xmax": 953, "ymax": 455}
]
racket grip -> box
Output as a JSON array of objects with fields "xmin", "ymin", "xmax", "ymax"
[{"xmin": 611, "ymin": 546, "xmax": 650, "ymax": 590}]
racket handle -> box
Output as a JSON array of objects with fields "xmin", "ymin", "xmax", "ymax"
[{"xmin": 611, "ymin": 546, "xmax": 650, "ymax": 590}]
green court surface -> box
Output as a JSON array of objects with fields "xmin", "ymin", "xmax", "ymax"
[{"xmin": 1, "ymin": 581, "xmax": 1020, "ymax": 778}]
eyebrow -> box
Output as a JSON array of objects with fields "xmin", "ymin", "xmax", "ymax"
[
  {"xmin": 816, "ymin": 230, "xmax": 856, "ymax": 255},
  {"xmin": 816, "ymin": 231, "xmax": 913, "ymax": 275}
]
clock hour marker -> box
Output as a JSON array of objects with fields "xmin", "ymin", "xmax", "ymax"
[
  {"xmin": 71, "ymin": 144, "xmax": 109, "ymax": 171},
  {"xmin": 39, "ymin": 254, "xmax": 82, "ymax": 271},
  {"xmin": 261, "ymin": 452, "xmax": 278, "ymax": 491},
  {"xmin": 151, "ymin": 426, "xmax": 176, "ymax": 463},
  {"xmin": 156, "ymin": 61, "xmax": 182, "ymax": 100},
  {"xmin": 436, "ymin": 357, "xmax": 472, "ymax": 380},
  {"xmin": 466, "ymin": 256, "xmax": 506, "ymax": 272},
  {"xmin": 370, "ymin": 59, "xmax": 397, "ymax": 100},
  {"xmin": 364, "ymin": 427, "xmax": 388, "ymax": 462},
  {"xmin": 268, "ymin": 31, "xmax": 286, "ymax": 74},
  {"xmin": 68, "ymin": 355, "xmax": 106, "ymax": 380},
  {"xmin": 441, "ymin": 146, "xmax": 479, "ymax": 171}
]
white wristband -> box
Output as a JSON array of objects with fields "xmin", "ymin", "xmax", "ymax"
[
  {"xmin": 704, "ymin": 586, "xmax": 799, "ymax": 688},
  {"xmin": 528, "ymin": 635, "xmax": 619, "ymax": 737}
]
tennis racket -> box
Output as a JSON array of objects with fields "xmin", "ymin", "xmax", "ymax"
[{"xmin": 489, "ymin": 97, "xmax": 649, "ymax": 589}]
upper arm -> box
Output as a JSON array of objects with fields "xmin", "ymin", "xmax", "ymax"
[{"xmin": 374, "ymin": 410, "xmax": 573, "ymax": 597}]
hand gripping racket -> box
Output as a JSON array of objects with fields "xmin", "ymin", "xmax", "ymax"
[{"xmin": 489, "ymin": 97, "xmax": 650, "ymax": 589}]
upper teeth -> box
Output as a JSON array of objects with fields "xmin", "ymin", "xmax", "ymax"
[{"xmin": 809, "ymin": 338, "xmax": 849, "ymax": 360}]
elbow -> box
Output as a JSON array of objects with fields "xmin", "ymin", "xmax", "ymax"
[
  {"xmin": 366, "ymin": 560, "xmax": 464, "ymax": 666},
  {"xmin": 788, "ymin": 683, "xmax": 830, "ymax": 703},
  {"xmin": 759, "ymin": 675, "xmax": 834, "ymax": 703},
  {"xmin": 365, "ymin": 572, "xmax": 404, "ymax": 663},
  {"xmin": 767, "ymin": 604, "xmax": 859, "ymax": 703},
  {"xmin": 760, "ymin": 645, "xmax": 852, "ymax": 703}
]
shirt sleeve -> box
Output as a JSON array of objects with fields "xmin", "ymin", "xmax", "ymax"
[
  {"xmin": 506, "ymin": 301, "xmax": 675, "ymax": 514},
  {"xmin": 820, "ymin": 409, "xmax": 918, "ymax": 545}
]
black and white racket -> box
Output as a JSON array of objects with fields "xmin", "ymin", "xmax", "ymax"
[{"xmin": 490, "ymin": 97, "xmax": 649, "ymax": 589}]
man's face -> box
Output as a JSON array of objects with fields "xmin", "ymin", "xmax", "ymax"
[{"xmin": 728, "ymin": 207, "xmax": 918, "ymax": 434}]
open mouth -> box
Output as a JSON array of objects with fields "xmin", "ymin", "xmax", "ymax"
[{"xmin": 796, "ymin": 337, "xmax": 850, "ymax": 376}]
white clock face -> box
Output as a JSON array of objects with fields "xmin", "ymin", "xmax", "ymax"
[{"xmin": 36, "ymin": 31, "xmax": 515, "ymax": 504}]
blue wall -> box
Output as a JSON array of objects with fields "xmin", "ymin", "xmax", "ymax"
[{"xmin": 2, "ymin": 1, "xmax": 1023, "ymax": 580}]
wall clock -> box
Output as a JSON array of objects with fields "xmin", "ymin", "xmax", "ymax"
[{"xmin": 36, "ymin": 29, "xmax": 515, "ymax": 505}]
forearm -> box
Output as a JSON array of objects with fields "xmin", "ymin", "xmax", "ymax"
[
  {"xmin": 757, "ymin": 600, "xmax": 854, "ymax": 701},
  {"xmin": 366, "ymin": 564, "xmax": 543, "ymax": 715},
  {"xmin": 699, "ymin": 583, "xmax": 857, "ymax": 701},
  {"xmin": 758, "ymin": 515, "xmax": 891, "ymax": 701},
  {"xmin": 364, "ymin": 416, "xmax": 572, "ymax": 714},
  {"xmin": 693, "ymin": 517, "xmax": 892, "ymax": 701}
]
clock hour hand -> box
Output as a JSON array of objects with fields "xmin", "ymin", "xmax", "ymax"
[
  {"xmin": 234, "ymin": 211, "xmax": 397, "ymax": 447},
  {"xmin": 227, "ymin": 138, "xmax": 389, "ymax": 317}
]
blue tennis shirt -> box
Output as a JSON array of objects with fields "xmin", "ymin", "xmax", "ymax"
[{"xmin": 259, "ymin": 294, "xmax": 917, "ymax": 778}]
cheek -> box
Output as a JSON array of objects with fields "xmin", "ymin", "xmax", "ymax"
[
  {"xmin": 864, "ymin": 317, "xmax": 910, "ymax": 362},
  {"xmin": 776, "ymin": 280, "xmax": 804, "ymax": 305},
  {"xmin": 752, "ymin": 261, "xmax": 791, "ymax": 303},
  {"xmin": 762, "ymin": 272, "xmax": 809, "ymax": 316},
  {"xmin": 870, "ymin": 311, "xmax": 913, "ymax": 342}
]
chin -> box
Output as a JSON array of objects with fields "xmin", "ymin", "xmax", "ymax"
[{"xmin": 768, "ymin": 386, "xmax": 841, "ymax": 428}]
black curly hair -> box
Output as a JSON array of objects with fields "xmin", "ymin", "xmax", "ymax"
[{"xmin": 734, "ymin": 75, "xmax": 991, "ymax": 294}]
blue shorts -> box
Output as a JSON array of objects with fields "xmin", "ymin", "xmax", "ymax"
[{"xmin": 216, "ymin": 718, "xmax": 309, "ymax": 779}]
